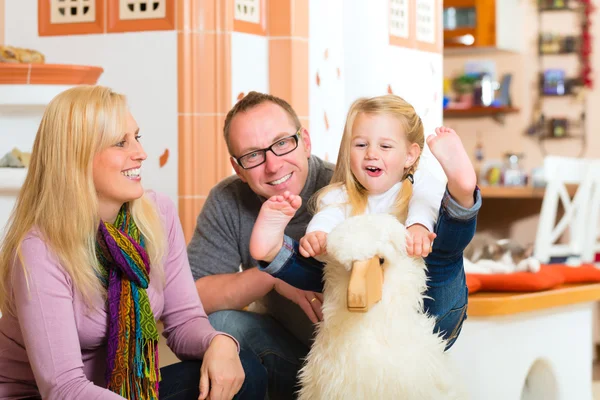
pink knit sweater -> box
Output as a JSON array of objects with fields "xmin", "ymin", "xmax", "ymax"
[{"xmin": 0, "ymin": 191, "xmax": 229, "ymax": 399}]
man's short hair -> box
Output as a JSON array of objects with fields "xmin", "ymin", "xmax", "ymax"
[{"xmin": 223, "ymin": 91, "xmax": 302, "ymax": 155}]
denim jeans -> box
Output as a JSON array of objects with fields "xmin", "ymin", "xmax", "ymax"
[
  {"xmin": 209, "ymin": 310, "xmax": 309, "ymax": 400},
  {"xmin": 259, "ymin": 188, "xmax": 481, "ymax": 350},
  {"xmin": 158, "ymin": 348, "xmax": 268, "ymax": 400}
]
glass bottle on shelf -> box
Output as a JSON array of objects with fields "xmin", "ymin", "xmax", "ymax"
[{"xmin": 502, "ymin": 153, "xmax": 527, "ymax": 186}]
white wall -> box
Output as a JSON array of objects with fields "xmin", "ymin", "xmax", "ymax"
[
  {"xmin": 310, "ymin": 0, "xmax": 444, "ymax": 181},
  {"xmin": 3, "ymin": 0, "xmax": 178, "ymax": 203},
  {"xmin": 309, "ymin": 0, "xmax": 346, "ymax": 163},
  {"xmin": 231, "ymin": 32, "xmax": 269, "ymax": 105}
]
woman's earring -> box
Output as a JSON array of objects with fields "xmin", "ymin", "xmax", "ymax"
[{"xmin": 406, "ymin": 174, "xmax": 414, "ymax": 184}]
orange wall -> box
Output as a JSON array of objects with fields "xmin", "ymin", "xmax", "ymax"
[{"xmin": 443, "ymin": 3, "xmax": 600, "ymax": 244}]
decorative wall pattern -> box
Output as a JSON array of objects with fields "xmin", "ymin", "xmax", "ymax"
[
  {"xmin": 50, "ymin": 0, "xmax": 96, "ymax": 24},
  {"xmin": 235, "ymin": 0, "xmax": 260, "ymax": 23},
  {"xmin": 389, "ymin": 0, "xmax": 414, "ymax": 47},
  {"xmin": 388, "ymin": 0, "xmax": 441, "ymax": 53},
  {"xmin": 119, "ymin": 0, "xmax": 166, "ymax": 20},
  {"xmin": 415, "ymin": 0, "xmax": 440, "ymax": 52},
  {"xmin": 177, "ymin": 0, "xmax": 233, "ymax": 240},
  {"xmin": 234, "ymin": 0, "xmax": 266, "ymax": 36},
  {"xmin": 415, "ymin": 0, "xmax": 435, "ymax": 43},
  {"xmin": 39, "ymin": 0, "xmax": 104, "ymax": 35},
  {"xmin": 107, "ymin": 0, "xmax": 174, "ymax": 33},
  {"xmin": 38, "ymin": 0, "xmax": 175, "ymax": 36}
]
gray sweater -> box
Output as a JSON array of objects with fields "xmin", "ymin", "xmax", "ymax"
[{"xmin": 187, "ymin": 155, "xmax": 335, "ymax": 346}]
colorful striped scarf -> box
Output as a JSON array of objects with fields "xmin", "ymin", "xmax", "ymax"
[{"xmin": 96, "ymin": 205, "xmax": 160, "ymax": 399}]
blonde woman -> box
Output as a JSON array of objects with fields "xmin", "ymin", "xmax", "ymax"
[
  {"xmin": 250, "ymin": 94, "xmax": 481, "ymax": 349},
  {"xmin": 0, "ymin": 86, "xmax": 266, "ymax": 400}
]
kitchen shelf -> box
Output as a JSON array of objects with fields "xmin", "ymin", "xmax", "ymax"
[
  {"xmin": 539, "ymin": 48, "xmax": 579, "ymax": 56},
  {"xmin": 443, "ymin": 106, "xmax": 520, "ymax": 118},
  {"xmin": 0, "ymin": 63, "xmax": 103, "ymax": 85},
  {"xmin": 0, "ymin": 168, "xmax": 27, "ymax": 194},
  {"xmin": 480, "ymin": 184, "xmax": 577, "ymax": 199},
  {"xmin": 539, "ymin": 6, "xmax": 580, "ymax": 12},
  {"xmin": 540, "ymin": 92, "xmax": 578, "ymax": 97},
  {"xmin": 539, "ymin": 134, "xmax": 584, "ymax": 140}
]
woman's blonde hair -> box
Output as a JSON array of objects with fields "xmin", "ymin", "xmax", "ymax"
[
  {"xmin": 0, "ymin": 85, "xmax": 165, "ymax": 316},
  {"xmin": 313, "ymin": 94, "xmax": 424, "ymax": 222}
]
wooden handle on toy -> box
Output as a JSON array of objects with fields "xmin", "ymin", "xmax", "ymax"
[{"xmin": 347, "ymin": 256, "xmax": 383, "ymax": 312}]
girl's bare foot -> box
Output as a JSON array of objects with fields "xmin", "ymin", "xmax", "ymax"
[
  {"xmin": 427, "ymin": 127, "xmax": 477, "ymax": 208},
  {"xmin": 249, "ymin": 191, "xmax": 302, "ymax": 262}
]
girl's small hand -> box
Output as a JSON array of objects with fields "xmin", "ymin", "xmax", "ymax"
[
  {"xmin": 406, "ymin": 224, "xmax": 437, "ymax": 257},
  {"xmin": 198, "ymin": 335, "xmax": 244, "ymax": 400},
  {"xmin": 299, "ymin": 231, "xmax": 328, "ymax": 258}
]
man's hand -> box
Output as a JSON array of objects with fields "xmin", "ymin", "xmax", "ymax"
[
  {"xmin": 199, "ymin": 335, "xmax": 245, "ymax": 400},
  {"xmin": 299, "ymin": 231, "xmax": 328, "ymax": 258},
  {"xmin": 406, "ymin": 224, "xmax": 437, "ymax": 257},
  {"xmin": 273, "ymin": 279, "xmax": 324, "ymax": 323}
]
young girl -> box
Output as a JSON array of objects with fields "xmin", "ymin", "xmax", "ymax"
[
  {"xmin": 250, "ymin": 94, "xmax": 480, "ymax": 348},
  {"xmin": 0, "ymin": 86, "xmax": 266, "ymax": 400}
]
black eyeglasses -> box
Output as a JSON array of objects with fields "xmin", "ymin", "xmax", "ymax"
[{"xmin": 233, "ymin": 129, "xmax": 301, "ymax": 170}]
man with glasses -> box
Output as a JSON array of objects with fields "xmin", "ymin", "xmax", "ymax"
[
  {"xmin": 188, "ymin": 91, "xmax": 331, "ymax": 399},
  {"xmin": 187, "ymin": 91, "xmax": 480, "ymax": 399}
]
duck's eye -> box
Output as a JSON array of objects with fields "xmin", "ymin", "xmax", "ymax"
[{"xmin": 379, "ymin": 257, "xmax": 385, "ymax": 265}]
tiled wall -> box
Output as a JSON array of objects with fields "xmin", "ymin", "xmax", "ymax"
[
  {"xmin": 268, "ymin": 0, "xmax": 309, "ymax": 130},
  {"xmin": 176, "ymin": 0, "xmax": 232, "ymax": 240},
  {"xmin": 5, "ymin": 0, "xmax": 179, "ymax": 205},
  {"xmin": 177, "ymin": 0, "xmax": 310, "ymax": 240}
]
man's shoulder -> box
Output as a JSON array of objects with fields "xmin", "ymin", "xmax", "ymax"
[
  {"xmin": 202, "ymin": 174, "xmax": 260, "ymax": 220},
  {"xmin": 208, "ymin": 174, "xmax": 252, "ymax": 200},
  {"xmin": 311, "ymin": 155, "xmax": 335, "ymax": 182}
]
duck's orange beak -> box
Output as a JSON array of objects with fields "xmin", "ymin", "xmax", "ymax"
[{"xmin": 347, "ymin": 256, "xmax": 383, "ymax": 312}]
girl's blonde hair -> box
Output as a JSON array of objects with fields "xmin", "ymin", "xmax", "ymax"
[
  {"xmin": 313, "ymin": 94, "xmax": 424, "ymax": 222},
  {"xmin": 0, "ymin": 85, "xmax": 165, "ymax": 316}
]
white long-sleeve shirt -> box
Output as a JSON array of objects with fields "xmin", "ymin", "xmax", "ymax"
[{"xmin": 306, "ymin": 168, "xmax": 445, "ymax": 235}]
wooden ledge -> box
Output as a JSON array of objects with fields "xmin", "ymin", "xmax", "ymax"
[
  {"xmin": 0, "ymin": 64, "xmax": 103, "ymax": 85},
  {"xmin": 468, "ymin": 283, "xmax": 600, "ymax": 317},
  {"xmin": 480, "ymin": 184, "xmax": 578, "ymax": 199}
]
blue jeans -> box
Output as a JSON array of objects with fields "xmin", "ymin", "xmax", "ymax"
[
  {"xmin": 209, "ymin": 310, "xmax": 309, "ymax": 400},
  {"xmin": 260, "ymin": 188, "xmax": 481, "ymax": 350},
  {"xmin": 158, "ymin": 348, "xmax": 268, "ymax": 400}
]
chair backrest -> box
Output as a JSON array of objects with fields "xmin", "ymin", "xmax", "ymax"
[
  {"xmin": 581, "ymin": 160, "xmax": 600, "ymax": 263},
  {"xmin": 534, "ymin": 156, "xmax": 597, "ymax": 264}
]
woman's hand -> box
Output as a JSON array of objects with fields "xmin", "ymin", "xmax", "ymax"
[
  {"xmin": 406, "ymin": 224, "xmax": 437, "ymax": 257},
  {"xmin": 199, "ymin": 335, "xmax": 244, "ymax": 400}
]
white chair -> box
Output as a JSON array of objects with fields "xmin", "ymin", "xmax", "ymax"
[
  {"xmin": 533, "ymin": 156, "xmax": 597, "ymax": 265},
  {"xmin": 448, "ymin": 156, "xmax": 600, "ymax": 400},
  {"xmin": 581, "ymin": 159, "xmax": 600, "ymax": 264}
]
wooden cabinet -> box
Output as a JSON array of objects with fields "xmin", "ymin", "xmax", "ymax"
[{"xmin": 443, "ymin": 0, "xmax": 523, "ymax": 52}]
